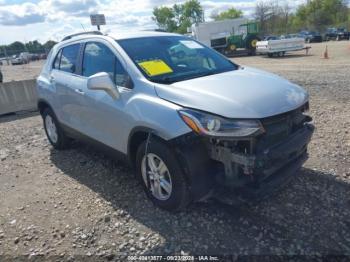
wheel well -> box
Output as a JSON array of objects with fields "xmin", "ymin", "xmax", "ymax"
[
  {"xmin": 128, "ymin": 130, "xmax": 170, "ymax": 167},
  {"xmin": 37, "ymin": 100, "xmax": 51, "ymax": 115},
  {"xmin": 128, "ymin": 131, "xmax": 149, "ymax": 167}
]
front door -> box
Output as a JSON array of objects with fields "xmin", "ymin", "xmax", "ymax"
[{"xmin": 76, "ymin": 41, "xmax": 134, "ymax": 152}]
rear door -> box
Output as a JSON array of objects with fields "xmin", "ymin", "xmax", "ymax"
[{"xmin": 50, "ymin": 43, "xmax": 85, "ymax": 130}]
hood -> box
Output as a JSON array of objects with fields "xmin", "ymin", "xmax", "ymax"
[{"xmin": 154, "ymin": 67, "xmax": 308, "ymax": 119}]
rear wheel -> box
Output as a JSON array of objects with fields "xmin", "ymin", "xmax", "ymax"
[
  {"xmin": 42, "ymin": 108, "xmax": 70, "ymax": 150},
  {"xmin": 136, "ymin": 138, "xmax": 190, "ymax": 211}
]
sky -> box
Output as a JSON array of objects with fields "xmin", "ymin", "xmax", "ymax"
[{"xmin": 0, "ymin": 0, "xmax": 307, "ymax": 45}]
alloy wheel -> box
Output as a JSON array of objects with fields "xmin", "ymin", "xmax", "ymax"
[{"xmin": 141, "ymin": 153, "xmax": 173, "ymax": 201}]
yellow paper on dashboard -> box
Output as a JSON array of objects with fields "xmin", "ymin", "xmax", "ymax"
[{"xmin": 138, "ymin": 60, "xmax": 173, "ymax": 76}]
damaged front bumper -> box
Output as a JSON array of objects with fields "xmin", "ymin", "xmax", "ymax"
[
  {"xmin": 171, "ymin": 107, "xmax": 314, "ymax": 202},
  {"xmin": 208, "ymin": 122, "xmax": 314, "ymax": 195}
]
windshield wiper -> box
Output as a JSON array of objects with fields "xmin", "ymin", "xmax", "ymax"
[{"xmin": 152, "ymin": 77, "xmax": 175, "ymax": 84}]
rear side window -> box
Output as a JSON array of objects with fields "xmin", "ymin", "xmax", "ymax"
[{"xmin": 59, "ymin": 44, "xmax": 80, "ymax": 73}]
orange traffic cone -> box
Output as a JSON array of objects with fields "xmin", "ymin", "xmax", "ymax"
[{"xmin": 323, "ymin": 45, "xmax": 329, "ymax": 59}]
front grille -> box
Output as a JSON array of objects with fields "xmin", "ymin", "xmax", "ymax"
[
  {"xmin": 256, "ymin": 106, "xmax": 309, "ymax": 152},
  {"xmin": 211, "ymin": 37, "xmax": 227, "ymax": 47}
]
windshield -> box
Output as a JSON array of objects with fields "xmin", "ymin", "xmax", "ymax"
[{"xmin": 117, "ymin": 36, "xmax": 238, "ymax": 84}]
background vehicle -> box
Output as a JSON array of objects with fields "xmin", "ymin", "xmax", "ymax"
[
  {"xmin": 11, "ymin": 55, "xmax": 25, "ymax": 65},
  {"xmin": 281, "ymin": 34, "xmax": 299, "ymax": 39},
  {"xmin": 39, "ymin": 53, "xmax": 47, "ymax": 60},
  {"xmin": 11, "ymin": 52, "xmax": 30, "ymax": 65},
  {"xmin": 37, "ymin": 31, "xmax": 314, "ymax": 211},
  {"xmin": 191, "ymin": 19, "xmax": 260, "ymax": 56},
  {"xmin": 0, "ymin": 57, "xmax": 9, "ymax": 65},
  {"xmin": 20, "ymin": 52, "xmax": 30, "ymax": 63},
  {"xmin": 30, "ymin": 53, "xmax": 40, "ymax": 61},
  {"xmin": 263, "ymin": 35, "xmax": 279, "ymax": 41},
  {"xmin": 325, "ymin": 27, "xmax": 350, "ymax": 41},
  {"xmin": 299, "ymin": 31, "xmax": 323, "ymax": 43}
]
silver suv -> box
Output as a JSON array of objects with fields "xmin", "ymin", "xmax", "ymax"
[{"xmin": 37, "ymin": 31, "xmax": 314, "ymax": 211}]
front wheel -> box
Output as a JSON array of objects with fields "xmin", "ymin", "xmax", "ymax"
[{"xmin": 136, "ymin": 138, "xmax": 190, "ymax": 211}]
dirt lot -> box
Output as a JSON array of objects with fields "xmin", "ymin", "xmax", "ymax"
[
  {"xmin": 0, "ymin": 60, "xmax": 45, "ymax": 82},
  {"xmin": 0, "ymin": 41, "xmax": 350, "ymax": 259}
]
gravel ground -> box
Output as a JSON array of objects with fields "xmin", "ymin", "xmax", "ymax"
[{"xmin": 0, "ymin": 41, "xmax": 350, "ymax": 259}]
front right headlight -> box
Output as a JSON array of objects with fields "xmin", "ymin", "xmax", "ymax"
[{"xmin": 178, "ymin": 109, "xmax": 264, "ymax": 137}]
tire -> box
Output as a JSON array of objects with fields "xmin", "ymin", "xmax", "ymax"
[
  {"xmin": 268, "ymin": 53, "xmax": 273, "ymax": 58},
  {"xmin": 136, "ymin": 138, "xmax": 190, "ymax": 211},
  {"xmin": 42, "ymin": 108, "xmax": 70, "ymax": 150}
]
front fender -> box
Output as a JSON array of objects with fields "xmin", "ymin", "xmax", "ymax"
[{"xmin": 125, "ymin": 93, "xmax": 191, "ymax": 142}]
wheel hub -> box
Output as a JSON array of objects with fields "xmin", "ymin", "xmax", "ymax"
[
  {"xmin": 45, "ymin": 115, "xmax": 58, "ymax": 143},
  {"xmin": 141, "ymin": 153, "xmax": 172, "ymax": 201}
]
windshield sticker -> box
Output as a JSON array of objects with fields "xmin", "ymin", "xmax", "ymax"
[
  {"xmin": 138, "ymin": 60, "xmax": 173, "ymax": 77},
  {"xmin": 180, "ymin": 40, "xmax": 204, "ymax": 49}
]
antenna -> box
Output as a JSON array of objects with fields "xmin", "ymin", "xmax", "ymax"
[{"xmin": 81, "ymin": 23, "xmax": 86, "ymax": 32}]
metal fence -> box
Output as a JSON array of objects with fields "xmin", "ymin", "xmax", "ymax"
[{"xmin": 0, "ymin": 79, "xmax": 38, "ymax": 115}]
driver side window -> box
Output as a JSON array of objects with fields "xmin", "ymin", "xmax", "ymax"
[{"xmin": 82, "ymin": 42, "xmax": 131, "ymax": 88}]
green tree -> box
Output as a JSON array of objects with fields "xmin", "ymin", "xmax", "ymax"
[
  {"xmin": 7, "ymin": 41, "xmax": 26, "ymax": 55},
  {"xmin": 292, "ymin": 0, "xmax": 349, "ymax": 31},
  {"xmin": 152, "ymin": 0, "xmax": 204, "ymax": 34},
  {"xmin": 153, "ymin": 6, "xmax": 177, "ymax": 32},
  {"xmin": 182, "ymin": 0, "xmax": 204, "ymax": 25},
  {"xmin": 255, "ymin": 0, "xmax": 349, "ymax": 36},
  {"xmin": 43, "ymin": 40, "xmax": 57, "ymax": 52},
  {"xmin": 211, "ymin": 8, "xmax": 243, "ymax": 21},
  {"xmin": 25, "ymin": 40, "xmax": 44, "ymax": 54}
]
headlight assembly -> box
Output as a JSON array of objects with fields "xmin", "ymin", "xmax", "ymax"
[{"xmin": 178, "ymin": 109, "xmax": 264, "ymax": 137}]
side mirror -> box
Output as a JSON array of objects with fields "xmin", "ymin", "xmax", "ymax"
[{"xmin": 87, "ymin": 72, "xmax": 120, "ymax": 100}]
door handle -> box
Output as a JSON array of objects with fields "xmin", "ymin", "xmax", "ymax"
[
  {"xmin": 49, "ymin": 76, "xmax": 55, "ymax": 83},
  {"xmin": 74, "ymin": 88, "xmax": 85, "ymax": 95}
]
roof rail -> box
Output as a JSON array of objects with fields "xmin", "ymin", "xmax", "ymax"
[{"xmin": 61, "ymin": 31, "xmax": 103, "ymax": 41}]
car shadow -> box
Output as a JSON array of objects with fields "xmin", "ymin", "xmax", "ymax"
[{"xmin": 49, "ymin": 141, "xmax": 350, "ymax": 255}]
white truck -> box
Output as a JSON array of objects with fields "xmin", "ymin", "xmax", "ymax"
[
  {"xmin": 191, "ymin": 18, "xmax": 247, "ymax": 48},
  {"xmin": 256, "ymin": 37, "xmax": 307, "ymax": 57}
]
